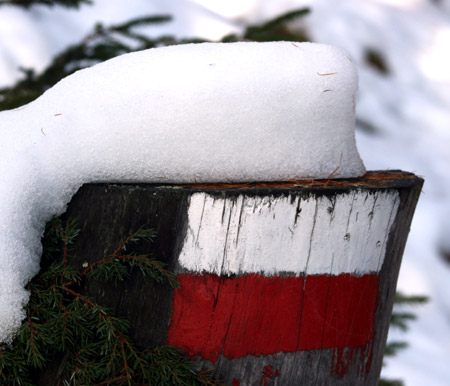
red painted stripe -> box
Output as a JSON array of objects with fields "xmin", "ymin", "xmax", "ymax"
[
  {"xmin": 167, "ymin": 273, "xmax": 379, "ymax": 363},
  {"xmin": 323, "ymin": 274, "xmax": 379, "ymax": 349},
  {"xmin": 298, "ymin": 275, "xmax": 330, "ymax": 350}
]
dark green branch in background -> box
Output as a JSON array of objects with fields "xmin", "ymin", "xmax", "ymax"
[
  {"xmin": 0, "ymin": 218, "xmax": 220, "ymax": 385},
  {"xmin": 0, "ymin": 8, "xmax": 311, "ymax": 111},
  {"xmin": 0, "ymin": 0, "xmax": 91, "ymax": 8}
]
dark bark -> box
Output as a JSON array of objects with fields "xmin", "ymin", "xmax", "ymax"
[{"xmin": 36, "ymin": 171, "xmax": 423, "ymax": 385}]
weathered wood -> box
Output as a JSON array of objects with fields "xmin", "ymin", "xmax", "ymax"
[{"xmin": 37, "ymin": 171, "xmax": 422, "ymax": 385}]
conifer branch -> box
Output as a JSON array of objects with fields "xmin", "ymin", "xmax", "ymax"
[
  {"xmin": 0, "ymin": 216, "xmax": 219, "ymax": 384},
  {"xmin": 0, "ymin": 8, "xmax": 312, "ymax": 111},
  {"xmin": 0, "ymin": 0, "xmax": 91, "ymax": 8}
]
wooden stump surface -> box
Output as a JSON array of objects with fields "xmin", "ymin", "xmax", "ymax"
[{"xmin": 39, "ymin": 170, "xmax": 422, "ymax": 386}]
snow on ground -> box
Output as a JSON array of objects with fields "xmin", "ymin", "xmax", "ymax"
[{"xmin": 1, "ymin": 0, "xmax": 450, "ymax": 384}]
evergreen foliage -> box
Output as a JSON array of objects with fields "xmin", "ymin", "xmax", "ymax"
[
  {"xmin": 221, "ymin": 8, "xmax": 310, "ymax": 42},
  {"xmin": 365, "ymin": 48, "xmax": 390, "ymax": 75},
  {"xmin": 380, "ymin": 292, "xmax": 429, "ymax": 385},
  {"xmin": 0, "ymin": 218, "xmax": 220, "ymax": 385},
  {"xmin": 386, "ymin": 291, "xmax": 429, "ymax": 353},
  {"xmin": 379, "ymin": 379, "xmax": 405, "ymax": 386},
  {"xmin": 0, "ymin": 8, "xmax": 311, "ymax": 111},
  {"xmin": 0, "ymin": 15, "xmax": 186, "ymax": 110},
  {"xmin": 0, "ymin": 0, "xmax": 90, "ymax": 8}
]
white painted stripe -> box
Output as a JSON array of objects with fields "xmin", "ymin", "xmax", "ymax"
[{"xmin": 178, "ymin": 191, "xmax": 400, "ymax": 276}]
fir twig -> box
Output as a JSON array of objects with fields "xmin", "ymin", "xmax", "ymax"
[
  {"xmin": 0, "ymin": 0, "xmax": 91, "ymax": 8},
  {"xmin": 0, "ymin": 217, "xmax": 219, "ymax": 385},
  {"xmin": 379, "ymin": 379, "xmax": 404, "ymax": 386},
  {"xmin": 390, "ymin": 291, "xmax": 429, "ymax": 332},
  {"xmin": 393, "ymin": 292, "xmax": 429, "ymax": 306},
  {"xmin": 384, "ymin": 341, "xmax": 408, "ymax": 358},
  {"xmin": 222, "ymin": 7, "xmax": 310, "ymax": 42},
  {"xmin": 0, "ymin": 8, "xmax": 311, "ymax": 111},
  {"xmin": 379, "ymin": 292, "xmax": 429, "ymax": 385}
]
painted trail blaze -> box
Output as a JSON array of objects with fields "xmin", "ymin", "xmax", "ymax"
[
  {"xmin": 166, "ymin": 191, "xmax": 399, "ymax": 364},
  {"xmin": 167, "ymin": 273, "xmax": 379, "ymax": 362}
]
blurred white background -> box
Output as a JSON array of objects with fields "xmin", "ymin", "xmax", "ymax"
[{"xmin": 1, "ymin": 1, "xmax": 450, "ymax": 384}]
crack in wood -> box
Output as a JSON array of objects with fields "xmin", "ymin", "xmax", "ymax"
[
  {"xmin": 294, "ymin": 196, "xmax": 302, "ymax": 226},
  {"xmin": 315, "ymin": 274, "xmax": 333, "ymax": 386},
  {"xmin": 221, "ymin": 200, "xmax": 234, "ymax": 276},
  {"xmin": 195, "ymin": 194, "xmax": 207, "ymax": 248},
  {"xmin": 235, "ymin": 196, "xmax": 245, "ymax": 247},
  {"xmin": 304, "ymin": 199, "xmax": 319, "ymax": 278},
  {"xmin": 219, "ymin": 279, "xmax": 240, "ymax": 359},
  {"xmin": 368, "ymin": 192, "xmax": 379, "ymax": 232},
  {"xmin": 34, "ymin": 173, "xmax": 422, "ymax": 385}
]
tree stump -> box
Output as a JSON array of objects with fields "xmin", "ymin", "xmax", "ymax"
[{"xmin": 50, "ymin": 170, "xmax": 422, "ymax": 385}]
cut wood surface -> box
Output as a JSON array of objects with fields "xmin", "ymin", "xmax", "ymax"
[{"xmin": 38, "ymin": 170, "xmax": 422, "ymax": 385}]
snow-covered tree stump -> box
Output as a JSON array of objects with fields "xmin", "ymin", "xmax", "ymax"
[{"xmin": 41, "ymin": 170, "xmax": 422, "ymax": 385}]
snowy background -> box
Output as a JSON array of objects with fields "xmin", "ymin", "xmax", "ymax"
[{"xmin": 1, "ymin": 0, "xmax": 450, "ymax": 385}]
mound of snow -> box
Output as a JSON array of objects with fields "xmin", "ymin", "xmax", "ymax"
[{"xmin": 0, "ymin": 41, "xmax": 364, "ymax": 343}]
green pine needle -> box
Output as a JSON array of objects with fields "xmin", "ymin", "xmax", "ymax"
[
  {"xmin": 0, "ymin": 0, "xmax": 91, "ymax": 8},
  {"xmin": 0, "ymin": 7, "xmax": 311, "ymax": 111},
  {"xmin": 394, "ymin": 291, "xmax": 429, "ymax": 306},
  {"xmin": 0, "ymin": 218, "xmax": 220, "ymax": 385},
  {"xmin": 379, "ymin": 379, "xmax": 405, "ymax": 386}
]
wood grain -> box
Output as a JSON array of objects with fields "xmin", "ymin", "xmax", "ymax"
[{"xmin": 35, "ymin": 171, "xmax": 423, "ymax": 385}]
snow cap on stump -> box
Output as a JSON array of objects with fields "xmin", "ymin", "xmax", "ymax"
[{"xmin": 0, "ymin": 41, "xmax": 364, "ymax": 343}]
